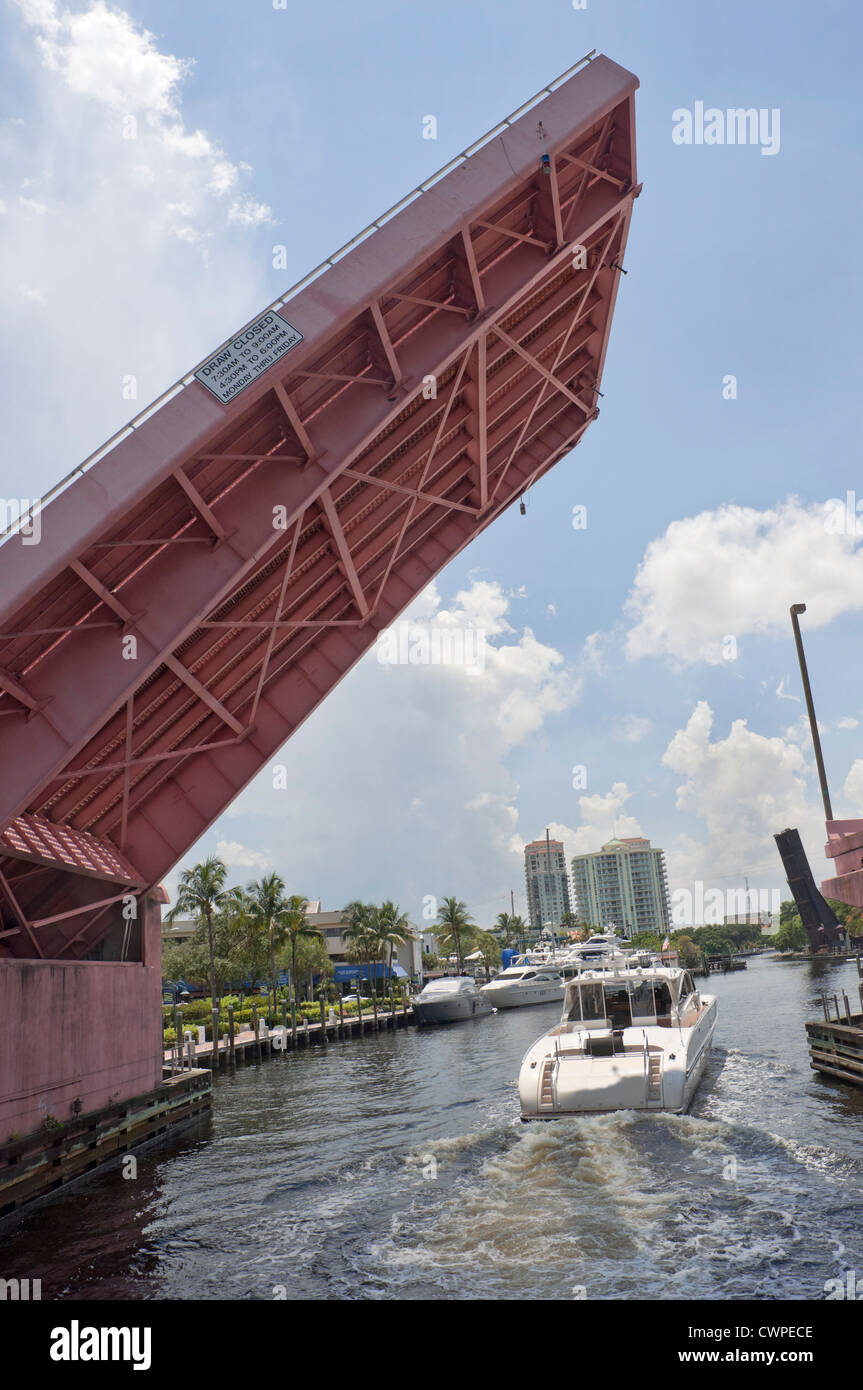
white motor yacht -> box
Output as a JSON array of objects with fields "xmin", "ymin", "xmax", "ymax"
[
  {"xmin": 564, "ymin": 932, "xmax": 630, "ymax": 970},
  {"xmin": 518, "ymin": 964, "xmax": 716, "ymax": 1118},
  {"xmin": 412, "ymin": 975, "xmax": 495, "ymax": 1025},
  {"xmin": 480, "ymin": 963, "xmax": 566, "ymax": 1009}
]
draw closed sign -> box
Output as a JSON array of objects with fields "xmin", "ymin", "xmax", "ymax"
[{"xmin": 194, "ymin": 312, "xmax": 304, "ymax": 404}]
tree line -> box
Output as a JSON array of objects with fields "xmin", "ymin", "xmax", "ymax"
[
  {"xmin": 163, "ymin": 857, "xmax": 324, "ymax": 1002},
  {"xmin": 775, "ymin": 897, "xmax": 863, "ymax": 952},
  {"xmin": 161, "ymin": 858, "xmax": 511, "ymax": 1001}
]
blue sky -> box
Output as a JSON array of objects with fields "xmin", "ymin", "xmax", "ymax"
[{"xmin": 2, "ymin": 0, "xmax": 863, "ymax": 925}]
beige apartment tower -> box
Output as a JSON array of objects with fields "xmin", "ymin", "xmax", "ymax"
[
  {"xmin": 524, "ymin": 838, "xmax": 572, "ymax": 932},
  {"xmin": 570, "ymin": 837, "xmax": 670, "ymax": 938}
]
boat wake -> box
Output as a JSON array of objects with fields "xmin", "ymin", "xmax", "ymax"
[{"xmin": 364, "ymin": 1105, "xmax": 863, "ymax": 1300}]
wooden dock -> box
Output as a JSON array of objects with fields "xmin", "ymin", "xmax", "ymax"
[
  {"xmin": 806, "ymin": 976, "xmax": 863, "ymax": 1087},
  {"xmin": 0, "ymin": 1068, "xmax": 212, "ymax": 1220},
  {"xmin": 165, "ymin": 1002, "xmax": 415, "ymax": 1070}
]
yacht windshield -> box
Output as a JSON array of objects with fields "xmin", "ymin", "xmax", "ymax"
[
  {"xmin": 567, "ymin": 982, "xmax": 605, "ymax": 1022},
  {"xmin": 565, "ymin": 976, "xmax": 674, "ymax": 1025},
  {"xmin": 603, "ymin": 984, "xmax": 631, "ymax": 1028},
  {"xmin": 424, "ymin": 978, "xmax": 470, "ymax": 994}
]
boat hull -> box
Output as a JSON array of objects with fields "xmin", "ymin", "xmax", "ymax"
[
  {"xmin": 480, "ymin": 982, "xmax": 564, "ymax": 1009},
  {"xmin": 412, "ymin": 992, "xmax": 494, "ymax": 1025},
  {"xmin": 519, "ymin": 998, "xmax": 717, "ymax": 1119}
]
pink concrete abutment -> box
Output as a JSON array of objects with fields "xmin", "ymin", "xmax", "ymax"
[{"xmin": 0, "ymin": 895, "xmax": 164, "ymax": 1141}]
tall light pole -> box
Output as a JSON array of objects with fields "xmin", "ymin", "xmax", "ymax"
[{"xmin": 790, "ymin": 603, "xmax": 833, "ymax": 820}]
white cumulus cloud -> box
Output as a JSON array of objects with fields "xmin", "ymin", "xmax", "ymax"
[
  {"xmin": 613, "ymin": 714, "xmax": 651, "ymax": 743},
  {"xmin": 660, "ymin": 700, "xmax": 824, "ymax": 891},
  {"xmin": 3, "ymin": 0, "xmax": 281, "ymax": 496},
  {"xmin": 542, "ymin": 785, "xmax": 643, "ymax": 866},
  {"xmin": 214, "ymin": 839, "xmax": 272, "ymax": 873},
  {"xmin": 624, "ymin": 499, "xmax": 863, "ymax": 666}
]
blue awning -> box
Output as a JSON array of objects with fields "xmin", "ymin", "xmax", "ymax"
[{"xmin": 333, "ymin": 962, "xmax": 407, "ymax": 982}]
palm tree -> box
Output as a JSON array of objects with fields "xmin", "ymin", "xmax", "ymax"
[
  {"xmin": 342, "ymin": 901, "xmax": 381, "ymax": 1024},
  {"xmin": 280, "ymin": 894, "xmax": 317, "ymax": 1003},
  {"xmin": 560, "ymin": 911, "xmax": 580, "ymax": 937},
  {"xmin": 376, "ymin": 900, "xmax": 409, "ymax": 986},
  {"xmin": 226, "ymin": 886, "xmax": 268, "ymax": 989},
  {"xmin": 493, "ymin": 911, "xmax": 519, "ymax": 947},
  {"xmin": 475, "ymin": 931, "xmax": 501, "ymax": 981},
  {"xmin": 166, "ymin": 855, "xmax": 231, "ymax": 1006},
  {"xmin": 434, "ymin": 896, "xmax": 475, "ymax": 974},
  {"xmin": 232, "ymin": 872, "xmax": 308, "ymax": 1006},
  {"xmin": 510, "ymin": 914, "xmax": 528, "ymax": 951}
]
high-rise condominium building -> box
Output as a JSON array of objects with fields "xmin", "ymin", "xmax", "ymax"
[
  {"xmin": 570, "ymin": 837, "xmax": 670, "ymax": 939},
  {"xmin": 524, "ymin": 838, "xmax": 572, "ymax": 932}
]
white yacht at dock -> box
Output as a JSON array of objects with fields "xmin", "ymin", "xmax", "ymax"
[
  {"xmin": 518, "ymin": 962, "xmax": 716, "ymax": 1119},
  {"xmin": 479, "ymin": 962, "xmax": 566, "ymax": 1009},
  {"xmin": 412, "ymin": 975, "xmax": 495, "ymax": 1024},
  {"xmin": 564, "ymin": 932, "xmax": 630, "ymax": 969},
  {"xmin": 480, "ymin": 933, "xmax": 659, "ymax": 1008}
]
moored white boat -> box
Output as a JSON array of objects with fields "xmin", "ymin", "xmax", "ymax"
[
  {"xmin": 480, "ymin": 963, "xmax": 566, "ymax": 1009},
  {"xmin": 564, "ymin": 932, "xmax": 630, "ymax": 970},
  {"xmin": 518, "ymin": 964, "xmax": 716, "ymax": 1119},
  {"xmin": 412, "ymin": 975, "xmax": 495, "ymax": 1024}
]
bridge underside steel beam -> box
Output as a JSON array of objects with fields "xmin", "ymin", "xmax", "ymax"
[{"xmin": 0, "ymin": 54, "xmax": 639, "ymax": 958}]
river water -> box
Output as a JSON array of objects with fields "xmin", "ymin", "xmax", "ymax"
[{"xmin": 3, "ymin": 954, "xmax": 863, "ymax": 1301}]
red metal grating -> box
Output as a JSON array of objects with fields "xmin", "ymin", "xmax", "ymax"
[{"xmin": 0, "ymin": 54, "xmax": 639, "ymax": 958}]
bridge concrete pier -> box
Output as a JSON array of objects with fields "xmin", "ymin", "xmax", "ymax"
[
  {"xmin": 824, "ymin": 818, "xmax": 863, "ymax": 909},
  {"xmin": 0, "ymin": 894, "xmax": 165, "ymax": 1143}
]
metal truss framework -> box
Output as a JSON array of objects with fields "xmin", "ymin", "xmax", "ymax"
[{"xmin": 0, "ymin": 55, "xmax": 639, "ymax": 958}]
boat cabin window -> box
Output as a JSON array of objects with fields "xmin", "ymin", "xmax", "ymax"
[
  {"xmin": 629, "ymin": 981, "xmax": 656, "ymax": 1017},
  {"xmin": 566, "ymin": 977, "xmax": 676, "ymax": 1025},
  {"xmin": 680, "ymin": 973, "xmax": 695, "ymax": 997},
  {"xmin": 603, "ymin": 984, "xmax": 631, "ymax": 1028},
  {"xmin": 567, "ymin": 981, "xmax": 605, "ymax": 1022},
  {"xmin": 653, "ymin": 982, "xmax": 672, "ymax": 1017}
]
